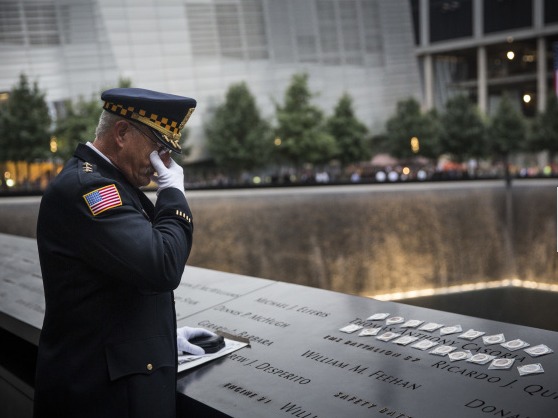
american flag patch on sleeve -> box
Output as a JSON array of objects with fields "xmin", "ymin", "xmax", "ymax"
[{"xmin": 83, "ymin": 184, "xmax": 122, "ymax": 216}]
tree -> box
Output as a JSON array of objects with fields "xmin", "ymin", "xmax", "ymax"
[
  {"xmin": 384, "ymin": 97, "xmax": 440, "ymax": 159},
  {"xmin": 275, "ymin": 73, "xmax": 338, "ymax": 166},
  {"xmin": 439, "ymin": 95, "xmax": 486, "ymax": 161},
  {"xmin": 205, "ymin": 82, "xmax": 273, "ymax": 174},
  {"xmin": 326, "ymin": 93, "xmax": 370, "ymax": 166},
  {"xmin": 422, "ymin": 108, "xmax": 442, "ymax": 158},
  {"xmin": 0, "ymin": 73, "xmax": 51, "ymax": 183},
  {"xmin": 486, "ymin": 94, "xmax": 526, "ymax": 187},
  {"xmin": 528, "ymin": 95, "xmax": 558, "ymax": 161},
  {"xmin": 53, "ymin": 95, "xmax": 103, "ymax": 160}
]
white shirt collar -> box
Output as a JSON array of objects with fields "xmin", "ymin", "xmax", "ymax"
[{"xmin": 86, "ymin": 141, "xmax": 114, "ymax": 166}]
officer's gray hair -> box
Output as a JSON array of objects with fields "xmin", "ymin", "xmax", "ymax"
[{"xmin": 95, "ymin": 110, "xmax": 123, "ymax": 138}]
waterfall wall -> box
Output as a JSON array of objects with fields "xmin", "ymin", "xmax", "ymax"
[{"xmin": 1, "ymin": 180, "xmax": 556, "ymax": 296}]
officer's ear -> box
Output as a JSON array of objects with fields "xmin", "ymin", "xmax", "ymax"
[{"xmin": 113, "ymin": 120, "xmax": 131, "ymax": 150}]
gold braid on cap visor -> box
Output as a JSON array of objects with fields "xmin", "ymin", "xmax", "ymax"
[{"xmin": 103, "ymin": 101, "xmax": 195, "ymax": 150}]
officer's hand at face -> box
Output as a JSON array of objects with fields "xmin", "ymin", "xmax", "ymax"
[
  {"xmin": 149, "ymin": 151, "xmax": 185, "ymax": 195},
  {"xmin": 177, "ymin": 326, "xmax": 217, "ymax": 355}
]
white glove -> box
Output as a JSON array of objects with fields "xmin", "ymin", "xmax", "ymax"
[
  {"xmin": 149, "ymin": 151, "xmax": 184, "ymax": 195},
  {"xmin": 177, "ymin": 326, "xmax": 217, "ymax": 355}
]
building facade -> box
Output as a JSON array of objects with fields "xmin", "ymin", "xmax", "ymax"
[
  {"xmin": 412, "ymin": 0, "xmax": 558, "ymax": 116},
  {"xmin": 0, "ymin": 0, "xmax": 420, "ymax": 161}
]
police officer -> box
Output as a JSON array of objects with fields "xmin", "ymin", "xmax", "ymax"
[{"xmin": 34, "ymin": 88, "xmax": 214, "ymax": 417}]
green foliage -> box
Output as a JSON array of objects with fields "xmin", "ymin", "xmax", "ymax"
[
  {"xmin": 423, "ymin": 108, "xmax": 442, "ymax": 158},
  {"xmin": 326, "ymin": 93, "xmax": 369, "ymax": 166},
  {"xmin": 384, "ymin": 97, "xmax": 440, "ymax": 159},
  {"xmin": 54, "ymin": 95, "xmax": 102, "ymax": 160},
  {"xmin": 275, "ymin": 73, "xmax": 338, "ymax": 166},
  {"xmin": 486, "ymin": 95, "xmax": 526, "ymax": 186},
  {"xmin": 205, "ymin": 82, "xmax": 273, "ymax": 172},
  {"xmin": 486, "ymin": 95, "xmax": 526, "ymax": 157},
  {"xmin": 439, "ymin": 95, "xmax": 486, "ymax": 161},
  {"xmin": 178, "ymin": 127, "xmax": 192, "ymax": 158},
  {"xmin": 528, "ymin": 95, "xmax": 558, "ymax": 158},
  {"xmin": 0, "ymin": 73, "xmax": 51, "ymax": 162}
]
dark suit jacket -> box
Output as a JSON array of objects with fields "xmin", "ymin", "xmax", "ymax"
[{"xmin": 34, "ymin": 144, "xmax": 193, "ymax": 418}]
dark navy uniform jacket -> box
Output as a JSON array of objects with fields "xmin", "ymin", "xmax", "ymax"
[{"xmin": 34, "ymin": 144, "xmax": 193, "ymax": 418}]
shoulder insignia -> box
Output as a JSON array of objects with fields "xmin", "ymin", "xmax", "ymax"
[
  {"xmin": 175, "ymin": 210, "xmax": 192, "ymax": 223},
  {"xmin": 82, "ymin": 162, "xmax": 94, "ymax": 173},
  {"xmin": 83, "ymin": 184, "xmax": 122, "ymax": 216}
]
